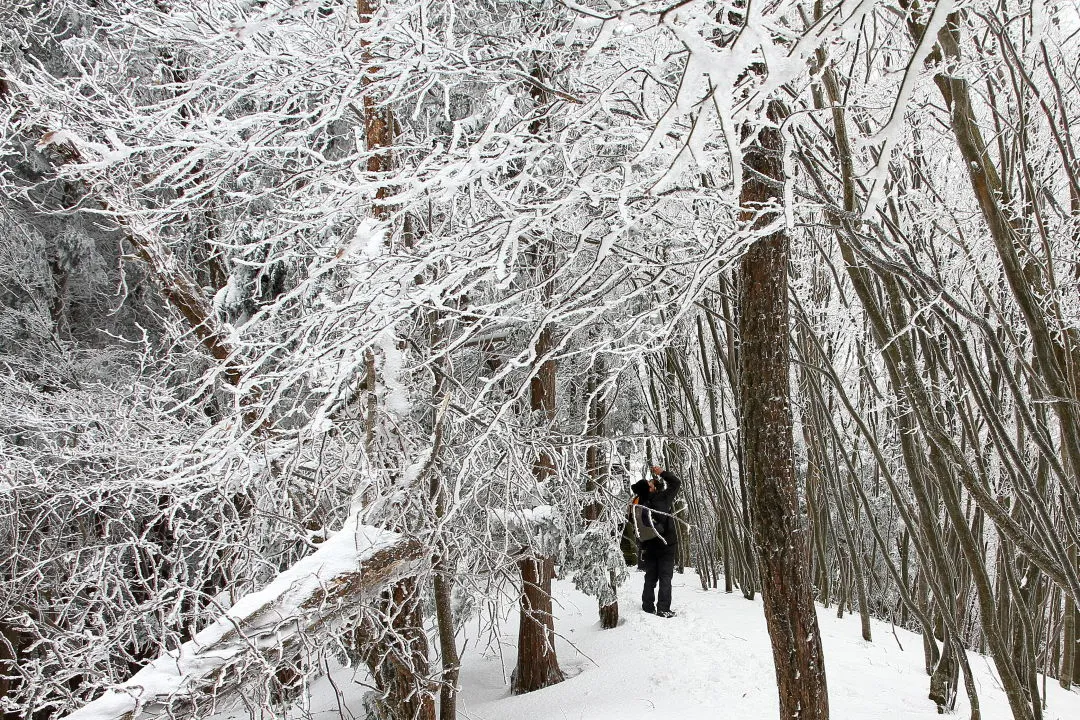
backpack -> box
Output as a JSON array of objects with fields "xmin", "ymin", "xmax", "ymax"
[{"xmin": 632, "ymin": 502, "xmax": 660, "ymax": 543}]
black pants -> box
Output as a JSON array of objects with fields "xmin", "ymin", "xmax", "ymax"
[{"xmin": 641, "ymin": 539, "xmax": 677, "ymax": 612}]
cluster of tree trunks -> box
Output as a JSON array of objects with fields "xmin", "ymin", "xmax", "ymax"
[{"xmin": 13, "ymin": 4, "xmax": 1080, "ymax": 720}]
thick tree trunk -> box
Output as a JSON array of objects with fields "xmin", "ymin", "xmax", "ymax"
[
  {"xmin": 511, "ymin": 554, "xmax": 565, "ymax": 694},
  {"xmin": 512, "ymin": 317, "xmax": 565, "ymax": 692},
  {"xmin": 503, "ymin": 44, "xmax": 565, "ymax": 691},
  {"xmin": 738, "ymin": 100, "xmax": 829, "ymax": 720},
  {"xmin": 356, "ymin": 578, "xmax": 436, "ymax": 720}
]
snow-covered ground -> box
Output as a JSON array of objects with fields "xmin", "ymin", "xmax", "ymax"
[{"xmin": 275, "ymin": 568, "xmax": 1080, "ymax": 720}]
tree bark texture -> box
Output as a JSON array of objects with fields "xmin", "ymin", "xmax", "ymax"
[
  {"xmin": 511, "ymin": 555, "xmax": 565, "ymax": 694},
  {"xmin": 357, "ymin": 0, "xmax": 394, "ymax": 219},
  {"xmin": 511, "ymin": 315, "xmax": 565, "ymax": 692},
  {"xmin": 738, "ymin": 102, "xmax": 829, "ymax": 720},
  {"xmin": 356, "ymin": 578, "xmax": 436, "ymax": 720},
  {"xmin": 432, "ymin": 570, "xmax": 460, "ymax": 720}
]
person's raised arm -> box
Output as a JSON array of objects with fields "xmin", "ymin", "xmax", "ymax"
[{"xmin": 650, "ymin": 465, "xmax": 682, "ymax": 495}]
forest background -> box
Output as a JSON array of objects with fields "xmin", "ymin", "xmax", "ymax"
[{"xmin": 1, "ymin": 1, "xmax": 1079, "ymax": 720}]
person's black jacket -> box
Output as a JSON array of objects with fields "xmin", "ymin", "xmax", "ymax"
[{"xmin": 644, "ymin": 470, "xmax": 682, "ymax": 546}]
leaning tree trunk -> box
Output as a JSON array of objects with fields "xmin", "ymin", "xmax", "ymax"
[
  {"xmin": 737, "ymin": 99, "xmax": 829, "ymax": 720},
  {"xmin": 64, "ymin": 524, "xmax": 425, "ymax": 720}
]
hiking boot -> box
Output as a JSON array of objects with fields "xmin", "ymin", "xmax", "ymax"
[{"xmin": 656, "ymin": 610, "xmax": 676, "ymax": 618}]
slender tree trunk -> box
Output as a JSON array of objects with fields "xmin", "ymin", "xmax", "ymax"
[
  {"xmin": 803, "ymin": 45, "xmax": 1008, "ymax": 716},
  {"xmin": 47, "ymin": 254, "xmax": 71, "ymax": 338},
  {"xmin": 432, "ymin": 569, "xmax": 459, "ymax": 720},
  {"xmin": 425, "ymin": 309, "xmax": 460, "ymax": 720},
  {"xmin": 920, "ymin": 7, "xmax": 1080, "ymax": 552},
  {"xmin": 738, "ymin": 99, "xmax": 829, "ymax": 720},
  {"xmin": 699, "ymin": 306, "xmax": 751, "ymax": 595},
  {"xmin": 586, "ymin": 357, "xmax": 619, "ymax": 628},
  {"xmin": 1064, "ymin": 551, "xmax": 1077, "ymax": 689}
]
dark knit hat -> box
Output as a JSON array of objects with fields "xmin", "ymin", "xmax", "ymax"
[{"xmin": 631, "ymin": 480, "xmax": 650, "ymax": 497}]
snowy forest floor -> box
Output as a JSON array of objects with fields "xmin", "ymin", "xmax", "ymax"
[{"xmin": 232, "ymin": 569, "xmax": 1080, "ymax": 720}]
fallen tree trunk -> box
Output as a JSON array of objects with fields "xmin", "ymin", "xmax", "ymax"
[{"xmin": 63, "ymin": 512, "xmax": 426, "ymax": 720}]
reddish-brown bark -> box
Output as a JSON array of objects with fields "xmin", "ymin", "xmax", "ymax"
[
  {"xmin": 738, "ymin": 101, "xmax": 829, "ymax": 720},
  {"xmin": 511, "ymin": 555, "xmax": 565, "ymax": 694}
]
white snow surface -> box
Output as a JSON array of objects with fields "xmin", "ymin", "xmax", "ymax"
[{"xmin": 259, "ymin": 568, "xmax": 1080, "ymax": 720}]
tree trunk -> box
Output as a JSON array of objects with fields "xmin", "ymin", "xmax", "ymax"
[
  {"xmin": 512, "ymin": 275, "xmax": 564, "ymax": 691},
  {"xmin": 586, "ymin": 357, "xmax": 619, "ymax": 628},
  {"xmin": 432, "ymin": 569, "xmax": 459, "ymax": 720},
  {"xmin": 1064, "ymin": 553, "xmax": 1077, "ymax": 689},
  {"xmin": 738, "ymin": 99, "xmax": 829, "ymax": 720},
  {"xmin": 511, "ymin": 554, "xmax": 565, "ymax": 694},
  {"xmin": 425, "ymin": 311, "xmax": 460, "ymax": 720},
  {"xmin": 347, "ymin": 2, "xmax": 435, "ymax": 717},
  {"xmin": 357, "ymin": 578, "xmax": 436, "ymax": 720}
]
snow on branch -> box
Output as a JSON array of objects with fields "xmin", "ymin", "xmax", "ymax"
[
  {"xmin": 62, "ymin": 513, "xmax": 425, "ymax": 720},
  {"xmin": 33, "ymin": 131, "xmax": 245, "ymax": 390},
  {"xmin": 638, "ymin": 0, "xmax": 873, "ymax": 195},
  {"xmin": 862, "ymin": 0, "xmax": 955, "ymax": 218}
]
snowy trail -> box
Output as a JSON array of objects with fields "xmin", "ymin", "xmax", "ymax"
[
  {"xmin": 234, "ymin": 568, "xmax": 1079, "ymax": 720},
  {"xmin": 452, "ymin": 569, "xmax": 1080, "ymax": 720}
]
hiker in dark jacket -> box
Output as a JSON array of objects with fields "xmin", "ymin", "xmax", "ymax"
[{"xmin": 630, "ymin": 465, "xmax": 682, "ymax": 618}]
